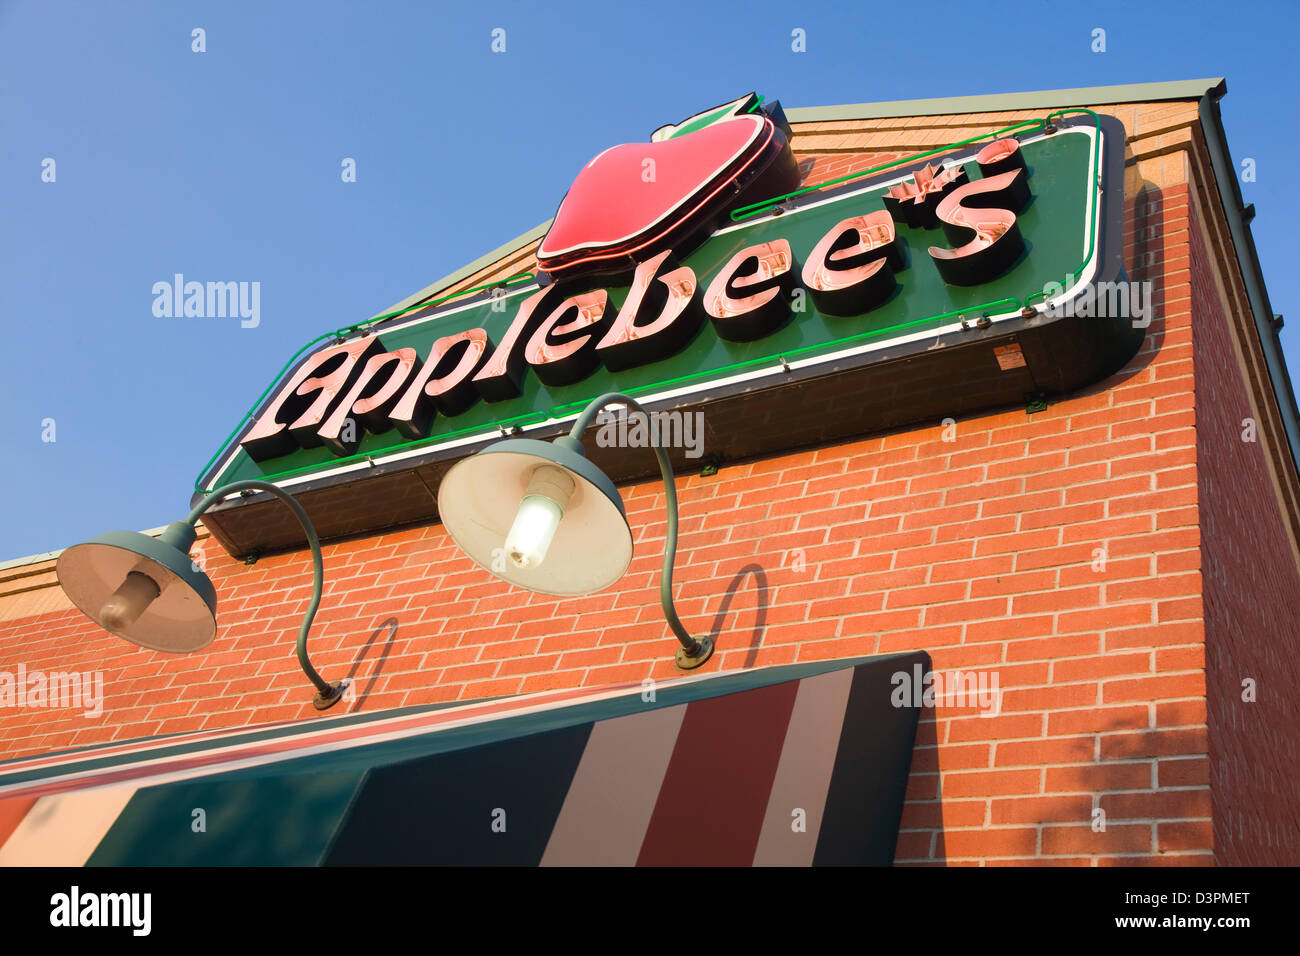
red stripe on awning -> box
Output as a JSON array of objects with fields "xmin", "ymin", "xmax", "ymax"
[{"xmin": 637, "ymin": 679, "xmax": 799, "ymax": 866}]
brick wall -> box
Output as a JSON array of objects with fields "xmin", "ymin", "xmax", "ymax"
[
  {"xmin": 889, "ymin": 177, "xmax": 1211, "ymax": 865},
  {"xmin": 1188, "ymin": 190, "xmax": 1300, "ymax": 866},
  {"xmin": 1, "ymin": 98, "xmax": 1296, "ymax": 865}
]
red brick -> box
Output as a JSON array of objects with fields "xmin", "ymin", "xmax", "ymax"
[
  {"xmin": 1062, "ymin": 514, "xmax": 1154, "ymax": 543},
  {"xmin": 1058, "ymin": 556, "xmax": 1152, "ymax": 588},
  {"xmin": 1014, "ymin": 542, "xmax": 1099, "ymax": 571},
  {"xmin": 1053, "ymin": 652, "xmax": 1151, "ymax": 683},
  {"xmin": 943, "ymin": 769, "xmax": 1042, "ymax": 797},
  {"xmin": 1048, "ymin": 704, "xmax": 1149, "ymax": 736},
  {"xmin": 1057, "ymin": 603, "xmax": 1153, "ymax": 634},
  {"xmin": 942, "ymin": 827, "xmax": 1039, "ymax": 857},
  {"xmin": 1102, "ymin": 788, "xmax": 1211, "ymax": 821},
  {"xmin": 946, "ymin": 713, "xmax": 1044, "ymax": 743},
  {"xmin": 991, "ymin": 794, "xmax": 1094, "ymax": 825},
  {"xmin": 1157, "ymin": 820, "xmax": 1213, "ymax": 852},
  {"xmin": 1104, "ymin": 620, "xmax": 1204, "ymax": 650},
  {"xmin": 885, "ymin": 581, "xmax": 969, "ymax": 609},
  {"xmin": 1068, "ymin": 435, "xmax": 1152, "ymax": 465},
  {"xmin": 1105, "ymin": 572, "xmax": 1201, "ymax": 603},
  {"xmin": 930, "ymin": 555, "xmax": 1014, "ymax": 583},
  {"xmin": 1004, "ymin": 632, "xmax": 1099, "ymax": 662},
  {"xmin": 1012, "ymin": 586, "xmax": 1101, "ymax": 616},
  {"xmin": 1024, "ymin": 461, "xmax": 1108, "ymax": 491},
  {"xmin": 995, "ymin": 735, "xmax": 1094, "ymax": 767},
  {"xmin": 969, "ymin": 569, "xmax": 1057, "ymax": 598},
  {"xmin": 1157, "ymin": 757, "xmax": 1209, "ymax": 787},
  {"xmin": 1042, "ymin": 824, "xmax": 1153, "ymax": 855},
  {"xmin": 1044, "ymin": 762, "xmax": 1153, "ymax": 793},
  {"xmin": 905, "ymin": 799, "xmax": 986, "ymax": 829},
  {"xmin": 1099, "ymin": 727, "xmax": 1207, "ymax": 760},
  {"xmin": 980, "ymin": 490, "xmax": 1063, "ymax": 517},
  {"xmin": 1154, "ymin": 646, "xmax": 1204, "ymax": 672},
  {"xmin": 1002, "ymin": 683, "xmax": 1100, "ymax": 712},
  {"xmin": 1102, "ymin": 673, "xmax": 1206, "ymax": 703},
  {"xmin": 987, "ymin": 451, "xmax": 1068, "ymax": 480},
  {"xmin": 909, "ymin": 742, "xmax": 990, "ymax": 773},
  {"xmin": 923, "ymin": 597, "xmax": 1009, "ymax": 626}
]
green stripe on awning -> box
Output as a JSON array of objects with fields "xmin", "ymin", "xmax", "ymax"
[
  {"xmin": 814, "ymin": 655, "xmax": 923, "ymax": 865},
  {"xmin": 87, "ymin": 770, "xmax": 366, "ymax": 866},
  {"xmin": 324, "ymin": 723, "xmax": 593, "ymax": 866}
]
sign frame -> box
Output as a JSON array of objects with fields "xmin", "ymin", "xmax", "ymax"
[{"xmin": 195, "ymin": 110, "xmax": 1139, "ymax": 558}]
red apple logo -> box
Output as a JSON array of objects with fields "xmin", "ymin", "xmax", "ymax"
[{"xmin": 536, "ymin": 96, "xmax": 799, "ymax": 283}]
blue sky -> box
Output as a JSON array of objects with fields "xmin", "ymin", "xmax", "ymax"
[{"xmin": 2, "ymin": 0, "xmax": 1297, "ymax": 559}]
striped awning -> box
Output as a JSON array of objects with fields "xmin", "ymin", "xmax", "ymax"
[{"xmin": 0, "ymin": 652, "xmax": 925, "ymax": 866}]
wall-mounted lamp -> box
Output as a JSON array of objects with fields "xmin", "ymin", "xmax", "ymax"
[
  {"xmin": 439, "ymin": 392, "xmax": 715, "ymax": 670},
  {"xmin": 56, "ymin": 480, "xmax": 347, "ymax": 710},
  {"xmin": 56, "ymin": 391, "xmax": 713, "ymax": 717}
]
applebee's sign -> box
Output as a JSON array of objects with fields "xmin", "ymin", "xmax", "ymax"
[{"xmin": 200, "ymin": 94, "xmax": 1132, "ymax": 498}]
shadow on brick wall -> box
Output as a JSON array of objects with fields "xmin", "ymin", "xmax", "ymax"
[
  {"xmin": 342, "ymin": 616, "xmax": 400, "ymax": 709},
  {"xmin": 704, "ymin": 562, "xmax": 770, "ymax": 669}
]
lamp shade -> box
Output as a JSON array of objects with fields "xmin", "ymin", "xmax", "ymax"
[
  {"xmin": 56, "ymin": 528, "xmax": 218, "ymax": 653},
  {"xmin": 438, "ymin": 438, "xmax": 633, "ymax": 596}
]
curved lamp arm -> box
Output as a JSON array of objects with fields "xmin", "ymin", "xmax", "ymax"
[
  {"xmin": 568, "ymin": 393, "xmax": 713, "ymax": 669},
  {"xmin": 187, "ymin": 479, "xmax": 345, "ymax": 709}
]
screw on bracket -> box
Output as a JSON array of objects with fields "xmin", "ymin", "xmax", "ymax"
[
  {"xmin": 243, "ymin": 546, "xmax": 265, "ymax": 566},
  {"xmin": 699, "ymin": 453, "xmax": 725, "ymax": 478},
  {"xmin": 1025, "ymin": 392, "xmax": 1049, "ymax": 414}
]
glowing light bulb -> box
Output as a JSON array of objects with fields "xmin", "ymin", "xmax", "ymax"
[
  {"xmin": 503, "ymin": 465, "xmax": 575, "ymax": 570},
  {"xmin": 505, "ymin": 495, "xmax": 564, "ymax": 568},
  {"xmin": 99, "ymin": 570, "xmax": 161, "ymax": 633}
]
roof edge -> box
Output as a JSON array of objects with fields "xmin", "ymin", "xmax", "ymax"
[
  {"xmin": 1196, "ymin": 84, "xmax": 1300, "ymax": 479},
  {"xmin": 785, "ymin": 77, "xmax": 1225, "ymax": 122},
  {"xmin": 0, "ymin": 523, "xmax": 210, "ymax": 575}
]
